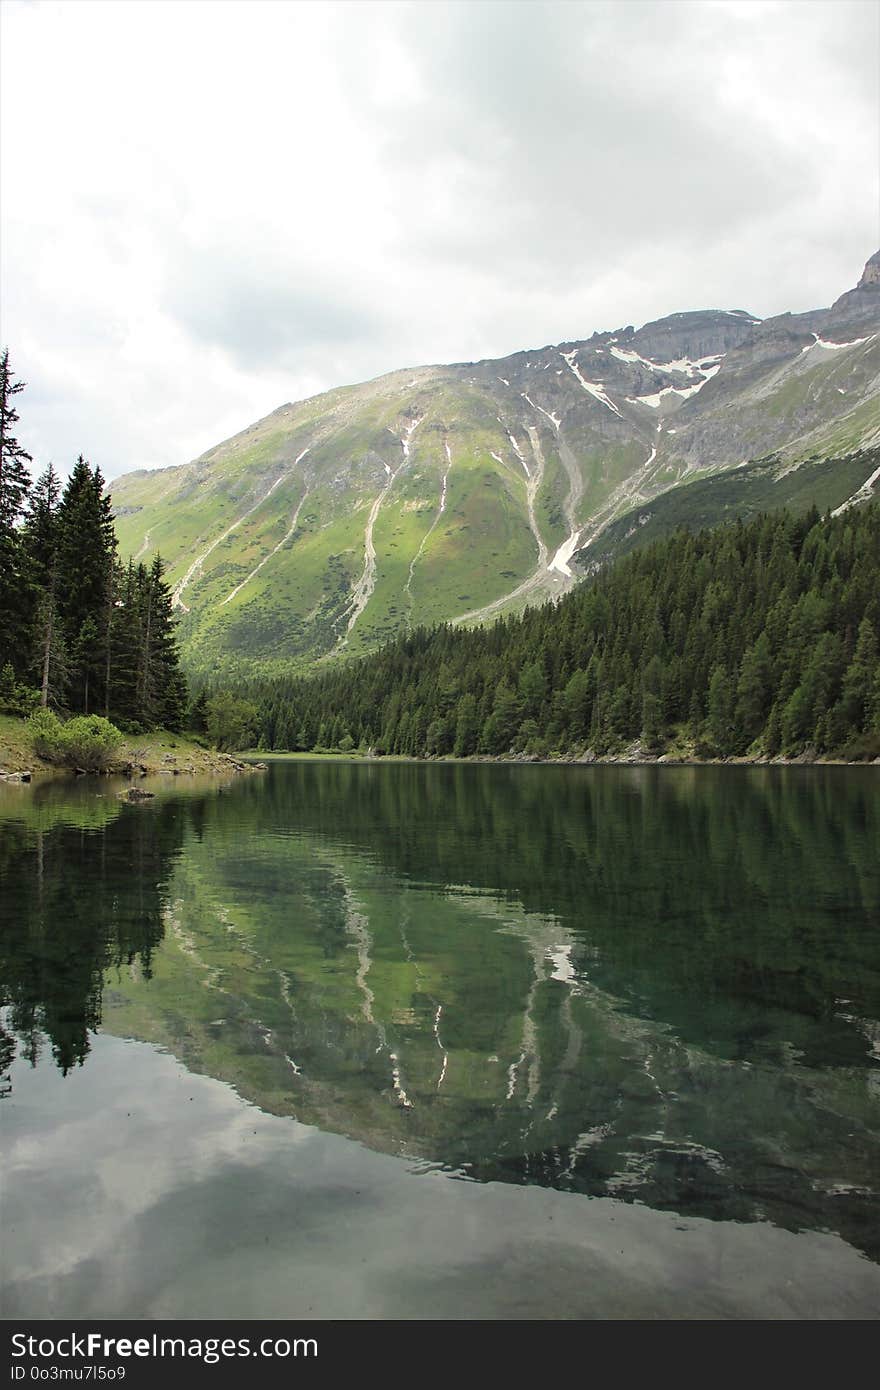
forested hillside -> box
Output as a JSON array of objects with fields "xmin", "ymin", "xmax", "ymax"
[{"xmin": 245, "ymin": 505, "xmax": 880, "ymax": 761}]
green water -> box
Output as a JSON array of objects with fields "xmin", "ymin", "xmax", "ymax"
[{"xmin": 1, "ymin": 761, "xmax": 878, "ymax": 1319}]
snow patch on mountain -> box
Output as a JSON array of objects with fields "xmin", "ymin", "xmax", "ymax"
[
  {"xmin": 507, "ymin": 431, "xmax": 531, "ymax": 478},
  {"xmin": 610, "ymin": 345, "xmax": 655, "ymax": 369},
  {"xmin": 627, "ymin": 360, "xmax": 721, "ymax": 408},
  {"xmin": 521, "ymin": 392, "xmax": 561, "ymax": 432},
  {"xmin": 560, "ymin": 350, "xmax": 622, "ymax": 417},
  {"xmin": 650, "ymin": 354, "xmax": 723, "ymax": 376},
  {"xmin": 610, "ymin": 346, "xmax": 723, "ymax": 380},
  {"xmin": 831, "ymin": 458, "xmax": 880, "ymax": 515},
  {"xmin": 801, "ymin": 333, "xmax": 873, "ymax": 354},
  {"xmin": 549, "ymin": 531, "xmax": 581, "ymax": 578}
]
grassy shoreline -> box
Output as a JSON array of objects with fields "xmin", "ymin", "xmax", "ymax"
[
  {"xmin": 4, "ymin": 713, "xmax": 874, "ymax": 780},
  {"xmin": 238, "ymin": 746, "xmax": 880, "ymax": 769},
  {"xmin": 0, "ymin": 714, "xmax": 252, "ymax": 779}
]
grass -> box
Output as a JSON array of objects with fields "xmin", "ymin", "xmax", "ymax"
[
  {"xmin": 0, "ymin": 713, "xmax": 238, "ymax": 777},
  {"xmin": 110, "ymin": 372, "xmax": 594, "ymax": 678},
  {"xmin": 534, "ymin": 447, "xmax": 570, "ymax": 553},
  {"xmin": 579, "ymin": 449, "xmax": 879, "ymax": 568}
]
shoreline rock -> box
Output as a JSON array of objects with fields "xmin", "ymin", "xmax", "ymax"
[{"xmin": 119, "ymin": 786, "xmax": 155, "ymax": 801}]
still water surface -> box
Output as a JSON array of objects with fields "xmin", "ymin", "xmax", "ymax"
[{"xmin": 1, "ymin": 761, "xmax": 878, "ymax": 1318}]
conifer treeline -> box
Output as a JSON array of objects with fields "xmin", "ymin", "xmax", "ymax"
[
  {"xmin": 244, "ymin": 504, "xmax": 880, "ymax": 759},
  {"xmin": 0, "ymin": 351, "xmax": 186, "ymax": 730}
]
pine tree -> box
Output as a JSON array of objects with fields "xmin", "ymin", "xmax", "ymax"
[
  {"xmin": 129, "ymin": 556, "xmax": 186, "ymax": 729},
  {"xmin": 763, "ymin": 702, "xmax": 782, "ymax": 755},
  {"xmin": 0, "ymin": 349, "xmax": 32, "ymax": 528},
  {"xmin": 518, "ymin": 660, "xmax": 546, "ymax": 719},
  {"xmin": 72, "ymin": 614, "xmax": 102, "ymax": 716},
  {"xmin": 641, "ymin": 655, "xmax": 664, "ymax": 748},
  {"xmin": 480, "ymin": 681, "xmax": 520, "ymax": 754},
  {"xmin": 562, "ymin": 668, "xmax": 592, "ymax": 740},
  {"xmin": 56, "ymin": 458, "xmax": 117, "ymax": 712},
  {"xmin": 838, "ymin": 617, "xmax": 878, "ymax": 734},
  {"xmin": 23, "ymin": 465, "xmax": 64, "ymax": 707},
  {"xmin": 707, "ymin": 665, "xmax": 736, "ymax": 754},
  {"xmin": 187, "ymin": 691, "xmax": 209, "ymax": 734},
  {"xmin": 0, "ymin": 350, "xmax": 33, "ymax": 675},
  {"xmin": 734, "ymin": 633, "xmax": 772, "ymax": 749},
  {"xmin": 107, "ymin": 560, "xmax": 141, "ymax": 726}
]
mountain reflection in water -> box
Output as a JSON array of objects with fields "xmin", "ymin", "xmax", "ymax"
[{"xmin": 1, "ymin": 761, "xmax": 878, "ymax": 1273}]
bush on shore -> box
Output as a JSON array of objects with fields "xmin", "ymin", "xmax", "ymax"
[{"xmin": 28, "ymin": 709, "xmax": 123, "ymax": 771}]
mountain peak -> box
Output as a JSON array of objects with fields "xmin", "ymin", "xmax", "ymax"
[{"xmin": 858, "ymin": 250, "xmax": 880, "ymax": 289}]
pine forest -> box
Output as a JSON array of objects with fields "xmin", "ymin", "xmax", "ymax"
[
  {"xmin": 243, "ymin": 504, "xmax": 880, "ymax": 762},
  {"xmin": 0, "ymin": 351, "xmax": 186, "ymax": 733}
]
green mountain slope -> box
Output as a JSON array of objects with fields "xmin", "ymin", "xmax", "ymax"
[
  {"xmin": 110, "ymin": 253, "xmax": 880, "ymax": 678},
  {"xmin": 576, "ymin": 447, "xmax": 880, "ymax": 570}
]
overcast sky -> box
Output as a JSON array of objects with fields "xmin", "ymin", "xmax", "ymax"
[{"xmin": 2, "ymin": 0, "xmax": 878, "ymax": 479}]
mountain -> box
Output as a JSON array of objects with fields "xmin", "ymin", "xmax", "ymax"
[{"xmin": 110, "ymin": 254, "xmax": 880, "ymax": 678}]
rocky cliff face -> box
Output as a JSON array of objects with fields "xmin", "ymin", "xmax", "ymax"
[
  {"xmin": 828, "ymin": 250, "xmax": 880, "ymax": 327},
  {"xmin": 857, "ymin": 250, "xmax": 880, "ymax": 290},
  {"xmin": 111, "ymin": 253, "xmax": 880, "ymax": 677}
]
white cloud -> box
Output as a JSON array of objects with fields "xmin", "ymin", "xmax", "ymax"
[{"xmin": 1, "ymin": 0, "xmax": 877, "ymax": 476}]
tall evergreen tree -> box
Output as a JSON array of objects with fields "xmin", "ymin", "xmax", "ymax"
[
  {"xmin": 839, "ymin": 617, "xmax": 879, "ymax": 735},
  {"xmin": 0, "ymin": 349, "xmax": 32, "ymax": 528},
  {"xmin": 107, "ymin": 559, "xmax": 141, "ymax": 726},
  {"xmin": 0, "ymin": 350, "xmax": 33, "ymax": 675},
  {"xmin": 55, "ymin": 458, "xmax": 117, "ymax": 712},
  {"xmin": 22, "ymin": 464, "xmax": 65, "ymax": 707},
  {"xmin": 129, "ymin": 556, "xmax": 187, "ymax": 731}
]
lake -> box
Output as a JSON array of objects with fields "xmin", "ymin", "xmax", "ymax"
[{"xmin": 1, "ymin": 760, "xmax": 878, "ymax": 1319}]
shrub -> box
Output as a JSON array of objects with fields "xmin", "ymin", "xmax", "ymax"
[
  {"xmin": 28, "ymin": 710, "xmax": 123, "ymax": 771},
  {"xmin": 59, "ymin": 716, "xmax": 123, "ymax": 771},
  {"xmin": 28, "ymin": 708, "xmax": 65, "ymax": 762}
]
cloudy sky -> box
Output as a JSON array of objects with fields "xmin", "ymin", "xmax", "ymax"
[{"xmin": 2, "ymin": 0, "xmax": 878, "ymax": 478}]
